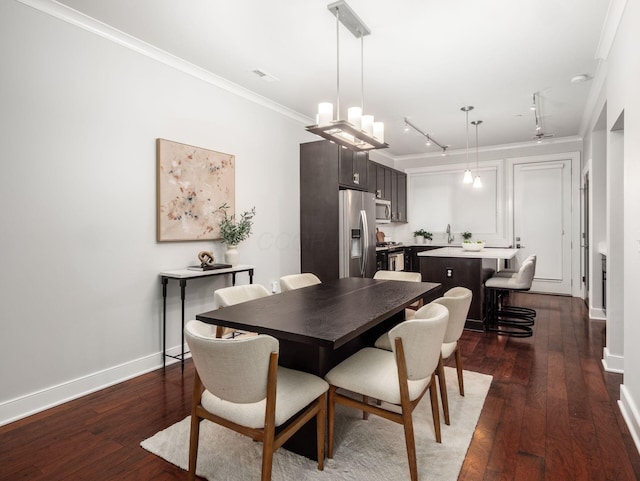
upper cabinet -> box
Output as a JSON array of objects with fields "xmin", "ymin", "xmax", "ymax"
[
  {"xmin": 338, "ymin": 148, "xmax": 368, "ymax": 191},
  {"xmin": 393, "ymin": 171, "xmax": 407, "ymax": 222},
  {"xmin": 369, "ymin": 160, "xmax": 407, "ymax": 223}
]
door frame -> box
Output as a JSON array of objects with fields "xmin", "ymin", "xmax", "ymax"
[{"xmin": 505, "ymin": 151, "xmax": 582, "ymax": 298}]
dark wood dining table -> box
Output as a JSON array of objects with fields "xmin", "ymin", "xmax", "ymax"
[{"xmin": 195, "ymin": 276, "xmax": 442, "ymax": 459}]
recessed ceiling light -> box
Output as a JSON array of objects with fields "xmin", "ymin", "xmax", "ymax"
[{"xmin": 571, "ymin": 74, "xmax": 590, "ymax": 84}]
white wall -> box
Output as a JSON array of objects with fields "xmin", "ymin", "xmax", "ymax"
[
  {"xmin": 0, "ymin": 1, "xmax": 316, "ymax": 424},
  {"xmin": 601, "ymin": 0, "xmax": 640, "ymax": 452}
]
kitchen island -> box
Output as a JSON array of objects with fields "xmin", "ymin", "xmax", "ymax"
[{"xmin": 418, "ymin": 247, "xmax": 518, "ymax": 330}]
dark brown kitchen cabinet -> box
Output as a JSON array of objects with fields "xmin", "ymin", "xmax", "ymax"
[
  {"xmin": 368, "ymin": 160, "xmax": 407, "ymax": 223},
  {"xmin": 394, "ymin": 171, "xmax": 407, "ymax": 222},
  {"xmin": 300, "ymin": 140, "xmax": 368, "ymax": 282},
  {"xmin": 338, "ymin": 148, "xmax": 368, "ymax": 191}
]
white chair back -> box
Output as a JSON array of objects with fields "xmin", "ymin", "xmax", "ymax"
[
  {"xmin": 185, "ymin": 320, "xmax": 278, "ymax": 403},
  {"xmin": 388, "ymin": 302, "xmax": 448, "ymax": 381},
  {"xmin": 373, "ymin": 270, "xmax": 422, "ymax": 282},
  {"xmin": 435, "ymin": 287, "xmax": 472, "ymax": 344},
  {"xmin": 214, "ymin": 284, "xmax": 270, "ymax": 308},
  {"xmin": 279, "ymin": 273, "xmax": 321, "ymax": 292}
]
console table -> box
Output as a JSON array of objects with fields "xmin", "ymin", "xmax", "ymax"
[{"xmin": 160, "ymin": 265, "xmax": 254, "ymax": 370}]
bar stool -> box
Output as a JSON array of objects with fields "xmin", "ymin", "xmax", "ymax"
[
  {"xmin": 492, "ymin": 255, "xmax": 537, "ymax": 319},
  {"xmin": 484, "ymin": 260, "xmax": 536, "ymax": 337}
]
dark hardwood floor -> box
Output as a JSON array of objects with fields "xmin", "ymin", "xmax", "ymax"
[{"xmin": 1, "ymin": 293, "xmax": 639, "ymax": 480}]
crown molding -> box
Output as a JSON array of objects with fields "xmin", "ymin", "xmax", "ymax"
[
  {"xmin": 16, "ymin": 0, "xmax": 312, "ymax": 125},
  {"xmin": 595, "ymin": 0, "xmax": 628, "ymax": 60}
]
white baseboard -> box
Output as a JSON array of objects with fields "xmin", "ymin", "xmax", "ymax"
[
  {"xmin": 0, "ymin": 344, "xmax": 189, "ymax": 427},
  {"xmin": 602, "ymin": 347, "xmax": 624, "ymax": 373},
  {"xmin": 589, "ymin": 306, "xmax": 606, "ymax": 320},
  {"xmin": 619, "ymin": 384, "xmax": 640, "ymax": 456}
]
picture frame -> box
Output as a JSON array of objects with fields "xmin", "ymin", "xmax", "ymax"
[{"xmin": 156, "ymin": 138, "xmax": 235, "ymax": 242}]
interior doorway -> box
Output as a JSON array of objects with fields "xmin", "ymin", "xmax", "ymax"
[{"xmin": 511, "ymin": 157, "xmax": 574, "ymax": 295}]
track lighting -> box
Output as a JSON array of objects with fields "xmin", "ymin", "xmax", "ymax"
[{"xmin": 403, "ymin": 117, "xmax": 446, "ymax": 153}]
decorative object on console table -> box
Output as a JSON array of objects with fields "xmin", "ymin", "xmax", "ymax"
[
  {"xmin": 187, "ymin": 251, "xmax": 232, "ymax": 271},
  {"xmin": 156, "ymin": 138, "xmax": 234, "ymax": 242},
  {"xmin": 217, "ymin": 203, "xmax": 256, "ymax": 266}
]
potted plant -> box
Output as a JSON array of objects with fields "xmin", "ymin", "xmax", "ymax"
[
  {"xmin": 413, "ymin": 229, "xmax": 432, "ymax": 244},
  {"xmin": 218, "ymin": 203, "xmax": 256, "ymax": 265},
  {"xmin": 461, "ymin": 231, "xmax": 484, "ymax": 251}
]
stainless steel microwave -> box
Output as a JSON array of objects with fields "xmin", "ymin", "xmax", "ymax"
[{"xmin": 375, "ymin": 199, "xmax": 391, "ymax": 223}]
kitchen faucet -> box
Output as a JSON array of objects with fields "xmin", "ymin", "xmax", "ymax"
[{"xmin": 446, "ymin": 224, "xmax": 454, "ymax": 244}]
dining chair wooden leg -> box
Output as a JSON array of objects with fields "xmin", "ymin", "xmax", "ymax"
[
  {"xmin": 187, "ymin": 414, "xmax": 201, "ymax": 481},
  {"xmin": 362, "ymin": 395, "xmax": 369, "ymax": 420},
  {"xmin": 327, "ymin": 386, "xmax": 336, "ymax": 458},
  {"xmin": 215, "ymin": 325, "xmax": 224, "ymax": 338},
  {"xmin": 401, "ymin": 409, "xmax": 418, "ymax": 481},
  {"xmin": 316, "ymin": 394, "xmax": 326, "ymax": 470},
  {"xmin": 429, "ymin": 374, "xmax": 442, "ymax": 443},
  {"xmin": 455, "ymin": 347, "xmax": 465, "ymax": 396},
  {"xmin": 188, "ymin": 372, "xmax": 203, "ymax": 481},
  {"xmin": 436, "ymin": 356, "xmax": 450, "ymax": 425}
]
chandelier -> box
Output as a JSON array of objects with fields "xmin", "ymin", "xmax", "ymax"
[{"xmin": 305, "ymin": 1, "xmax": 388, "ymax": 151}]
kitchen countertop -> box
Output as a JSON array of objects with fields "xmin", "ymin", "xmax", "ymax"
[
  {"xmin": 376, "ymin": 244, "xmax": 406, "ymax": 252},
  {"xmin": 417, "ymin": 246, "xmax": 518, "ymax": 259}
]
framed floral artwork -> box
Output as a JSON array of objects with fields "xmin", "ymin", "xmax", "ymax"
[{"xmin": 156, "ymin": 138, "xmax": 235, "ymax": 242}]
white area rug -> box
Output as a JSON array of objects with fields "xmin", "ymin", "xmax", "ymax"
[{"xmin": 141, "ymin": 367, "xmax": 492, "ymax": 481}]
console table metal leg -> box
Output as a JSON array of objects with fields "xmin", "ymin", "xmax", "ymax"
[
  {"xmin": 162, "ymin": 277, "xmax": 168, "ymax": 368},
  {"xmin": 180, "ymin": 279, "xmax": 187, "ymax": 373},
  {"xmin": 232, "ymin": 273, "xmax": 237, "ymax": 286},
  {"xmin": 249, "ymin": 269, "xmax": 254, "ymax": 284}
]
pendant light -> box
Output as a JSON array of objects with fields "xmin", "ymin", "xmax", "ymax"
[
  {"xmin": 471, "ymin": 120, "xmax": 483, "ymax": 188},
  {"xmin": 461, "ymin": 106, "xmax": 474, "ymax": 183},
  {"xmin": 305, "ymin": 1, "xmax": 388, "ymax": 151}
]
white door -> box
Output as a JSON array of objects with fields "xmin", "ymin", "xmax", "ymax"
[{"xmin": 513, "ymin": 160, "xmax": 572, "ymax": 294}]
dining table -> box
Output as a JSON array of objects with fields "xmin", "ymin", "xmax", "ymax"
[{"xmin": 195, "ymin": 276, "xmax": 442, "ymax": 459}]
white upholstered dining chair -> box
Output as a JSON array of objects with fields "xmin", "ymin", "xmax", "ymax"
[
  {"xmin": 432, "ymin": 287, "xmax": 472, "ymax": 425},
  {"xmin": 185, "ymin": 320, "xmax": 328, "ymax": 481},
  {"xmin": 324, "ymin": 303, "xmax": 448, "ymax": 481},
  {"xmin": 279, "ymin": 273, "xmax": 321, "ymax": 292},
  {"xmin": 373, "ymin": 270, "xmax": 423, "ymax": 319},
  {"xmin": 212, "ymin": 283, "xmax": 270, "ymax": 338}
]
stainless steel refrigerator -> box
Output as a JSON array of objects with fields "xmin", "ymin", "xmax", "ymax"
[{"xmin": 339, "ymin": 189, "xmax": 376, "ymax": 278}]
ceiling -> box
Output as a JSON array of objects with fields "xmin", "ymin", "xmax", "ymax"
[{"xmin": 55, "ymin": 0, "xmax": 610, "ymax": 158}]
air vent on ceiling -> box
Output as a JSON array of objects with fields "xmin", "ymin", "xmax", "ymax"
[{"xmin": 251, "ymin": 69, "xmax": 278, "ymax": 82}]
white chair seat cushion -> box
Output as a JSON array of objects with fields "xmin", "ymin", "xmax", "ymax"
[
  {"xmin": 201, "ymin": 366, "xmax": 328, "ymax": 429},
  {"xmin": 373, "ymin": 309, "xmax": 417, "ymax": 351},
  {"xmin": 325, "ymin": 347, "xmax": 430, "ymax": 405},
  {"xmin": 374, "ymin": 332, "xmax": 392, "ymax": 351},
  {"xmin": 441, "ymin": 341, "xmax": 457, "ymax": 359}
]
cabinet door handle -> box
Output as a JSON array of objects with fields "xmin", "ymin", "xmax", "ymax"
[{"xmin": 353, "ymin": 172, "xmax": 360, "ymax": 184}]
